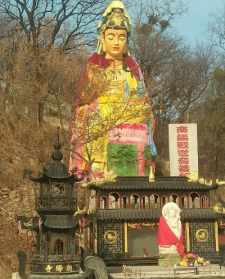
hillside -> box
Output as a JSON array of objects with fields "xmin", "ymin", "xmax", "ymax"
[{"xmin": 0, "ymin": 107, "xmax": 72, "ymax": 278}]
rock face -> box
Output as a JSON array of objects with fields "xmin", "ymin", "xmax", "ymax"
[{"xmin": 0, "ymin": 170, "xmax": 36, "ymax": 279}]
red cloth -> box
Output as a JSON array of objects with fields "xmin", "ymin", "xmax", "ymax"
[
  {"xmin": 157, "ymin": 216, "xmax": 185, "ymax": 256},
  {"xmin": 88, "ymin": 52, "xmax": 142, "ymax": 80}
]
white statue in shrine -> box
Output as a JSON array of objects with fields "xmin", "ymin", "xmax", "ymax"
[{"xmin": 157, "ymin": 202, "xmax": 184, "ymax": 256}]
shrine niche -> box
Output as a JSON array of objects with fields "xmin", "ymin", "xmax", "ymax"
[
  {"xmin": 100, "ymin": 196, "xmax": 107, "ymax": 209},
  {"xmin": 128, "ymin": 223, "xmax": 158, "ymax": 258},
  {"xmin": 142, "ymin": 195, "xmax": 150, "ymax": 209},
  {"xmin": 109, "ymin": 192, "xmax": 120, "ymax": 209},
  {"xmin": 130, "ymin": 194, "xmax": 141, "ymax": 209}
]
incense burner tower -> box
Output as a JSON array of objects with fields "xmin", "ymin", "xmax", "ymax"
[{"xmin": 29, "ymin": 141, "xmax": 80, "ymax": 277}]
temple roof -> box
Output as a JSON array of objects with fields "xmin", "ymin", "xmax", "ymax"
[
  {"xmin": 42, "ymin": 142, "xmax": 71, "ymax": 179},
  {"xmin": 89, "ymin": 176, "xmax": 217, "ymax": 191},
  {"xmin": 44, "ymin": 215, "xmax": 76, "ymax": 229},
  {"xmin": 93, "ymin": 208, "xmax": 219, "ymax": 221},
  {"xmin": 30, "ymin": 135, "xmax": 76, "ymax": 182}
]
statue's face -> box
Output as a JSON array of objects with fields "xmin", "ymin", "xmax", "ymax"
[
  {"xmin": 167, "ymin": 208, "xmax": 177, "ymax": 219},
  {"xmin": 102, "ymin": 28, "xmax": 128, "ymax": 60},
  {"xmin": 163, "ymin": 204, "xmax": 180, "ymax": 223}
]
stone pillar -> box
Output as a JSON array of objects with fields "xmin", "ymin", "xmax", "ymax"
[
  {"xmin": 11, "ymin": 273, "xmax": 21, "ymax": 279},
  {"xmin": 215, "ymin": 221, "xmax": 219, "ymax": 252},
  {"xmin": 124, "ymin": 222, "xmax": 128, "ymax": 256},
  {"xmin": 16, "ymin": 251, "xmax": 27, "ymax": 279},
  {"xmin": 185, "ymin": 222, "xmax": 190, "ymax": 252}
]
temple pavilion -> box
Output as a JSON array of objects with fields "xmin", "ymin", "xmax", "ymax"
[{"xmin": 86, "ymin": 176, "xmax": 222, "ymax": 265}]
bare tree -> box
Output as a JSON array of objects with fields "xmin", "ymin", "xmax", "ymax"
[
  {"xmin": 0, "ymin": 0, "xmax": 106, "ymax": 50},
  {"xmin": 129, "ymin": 1, "xmax": 214, "ymax": 168},
  {"xmin": 131, "ymin": 1, "xmax": 213, "ymax": 116},
  {"xmin": 190, "ymin": 68, "xmax": 225, "ymax": 179},
  {"xmin": 210, "ymin": 5, "xmax": 225, "ymax": 52}
]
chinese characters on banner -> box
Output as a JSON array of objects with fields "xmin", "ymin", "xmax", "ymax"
[{"xmin": 169, "ymin": 124, "xmax": 198, "ymax": 180}]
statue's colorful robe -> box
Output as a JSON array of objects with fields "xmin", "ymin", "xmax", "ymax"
[{"xmin": 69, "ymin": 53, "xmax": 157, "ymax": 178}]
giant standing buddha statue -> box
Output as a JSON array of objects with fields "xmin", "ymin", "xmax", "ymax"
[{"xmin": 69, "ymin": 0, "xmax": 157, "ymax": 179}]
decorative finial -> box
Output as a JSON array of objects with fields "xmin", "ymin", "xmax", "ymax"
[
  {"xmin": 149, "ymin": 165, "xmax": 155, "ymax": 182},
  {"xmin": 54, "ymin": 126, "xmax": 61, "ymax": 150},
  {"xmin": 52, "ymin": 127, "xmax": 63, "ymax": 161}
]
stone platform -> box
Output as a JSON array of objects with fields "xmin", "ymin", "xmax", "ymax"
[
  {"xmin": 13, "ymin": 265, "xmax": 225, "ymax": 279},
  {"xmin": 109, "ymin": 264, "xmax": 225, "ymax": 279}
]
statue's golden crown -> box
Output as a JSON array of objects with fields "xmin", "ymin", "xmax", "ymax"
[{"xmin": 98, "ymin": 0, "xmax": 131, "ymax": 34}]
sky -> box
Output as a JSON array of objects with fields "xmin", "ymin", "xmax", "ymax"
[{"xmin": 172, "ymin": 0, "xmax": 225, "ymax": 45}]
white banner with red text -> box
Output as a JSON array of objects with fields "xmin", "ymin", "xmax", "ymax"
[{"xmin": 169, "ymin": 123, "xmax": 198, "ymax": 180}]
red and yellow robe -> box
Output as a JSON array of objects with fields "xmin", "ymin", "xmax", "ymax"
[{"xmin": 69, "ymin": 53, "xmax": 156, "ymax": 179}]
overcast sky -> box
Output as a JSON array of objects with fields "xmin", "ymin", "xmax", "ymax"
[{"xmin": 172, "ymin": 0, "xmax": 225, "ymax": 45}]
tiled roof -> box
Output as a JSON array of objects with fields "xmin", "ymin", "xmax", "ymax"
[
  {"xmin": 44, "ymin": 215, "xmax": 76, "ymax": 229},
  {"xmin": 93, "ymin": 208, "xmax": 219, "ymax": 221},
  {"xmin": 89, "ymin": 176, "xmax": 217, "ymax": 191},
  {"xmin": 182, "ymin": 208, "xmax": 219, "ymax": 220}
]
